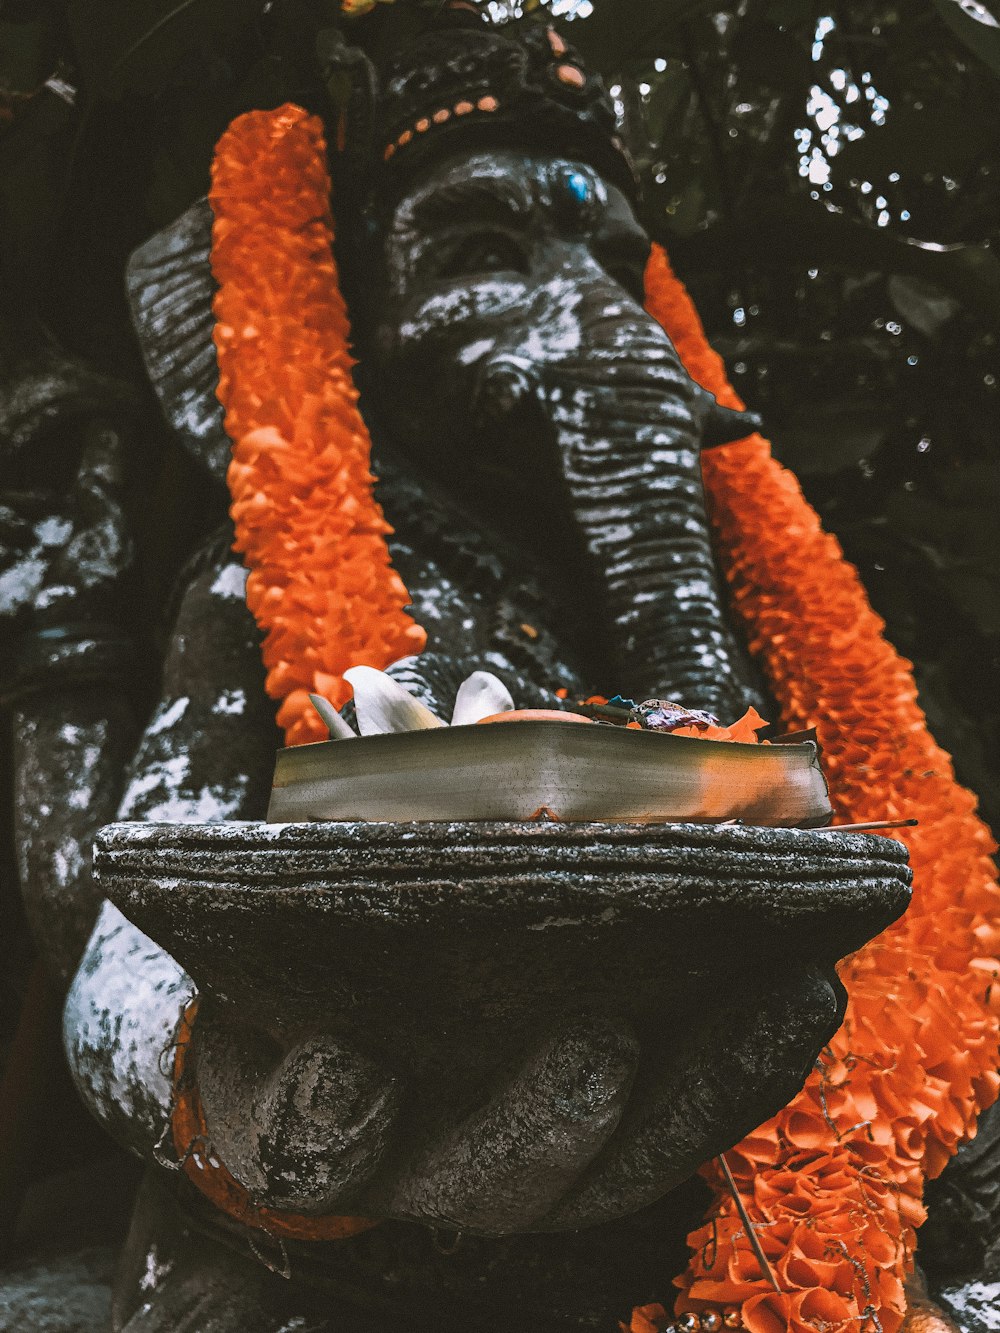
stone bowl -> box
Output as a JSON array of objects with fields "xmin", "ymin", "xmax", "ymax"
[{"xmin": 96, "ymin": 819, "xmax": 910, "ymax": 1102}]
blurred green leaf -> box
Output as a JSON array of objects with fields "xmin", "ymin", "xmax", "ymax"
[
  {"xmin": 887, "ymin": 275, "xmax": 961, "ymax": 338},
  {"xmin": 639, "ymin": 61, "xmax": 689, "ymax": 154},
  {"xmin": 729, "ymin": 19, "xmax": 811, "ymax": 87},
  {"xmin": 0, "ymin": 87, "xmax": 77, "ymax": 291},
  {"xmin": 0, "ymin": 17, "xmax": 52, "ymax": 96},
  {"xmin": 66, "ymin": 0, "xmax": 263, "ymax": 100},
  {"xmin": 763, "ymin": 0, "xmax": 811, "ymax": 24},
  {"xmin": 835, "ymin": 102, "xmax": 980, "ymax": 177},
  {"xmin": 553, "ymin": 0, "xmax": 718, "ymax": 74},
  {"xmin": 930, "ymin": 0, "xmax": 1000, "ymax": 77}
]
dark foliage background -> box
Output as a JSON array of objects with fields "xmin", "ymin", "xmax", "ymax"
[{"xmin": 1, "ymin": 0, "xmax": 999, "ymax": 1278}]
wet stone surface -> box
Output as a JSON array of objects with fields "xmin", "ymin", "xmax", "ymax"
[{"xmin": 95, "ymin": 819, "xmax": 909, "ymax": 1237}]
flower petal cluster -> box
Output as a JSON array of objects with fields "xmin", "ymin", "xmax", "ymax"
[
  {"xmin": 211, "ymin": 105, "xmax": 426, "ymax": 747},
  {"xmin": 642, "ymin": 244, "xmax": 1000, "ymax": 1333}
]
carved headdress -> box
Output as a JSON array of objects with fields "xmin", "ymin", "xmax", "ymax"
[{"xmin": 323, "ymin": 3, "xmax": 638, "ymax": 217}]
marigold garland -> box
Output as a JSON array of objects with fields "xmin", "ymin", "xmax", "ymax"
[
  {"xmin": 210, "ymin": 105, "xmax": 426, "ymax": 747},
  {"xmin": 640, "ymin": 244, "xmax": 1000, "ymax": 1333}
]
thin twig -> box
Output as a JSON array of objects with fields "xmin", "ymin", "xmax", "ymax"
[
  {"xmin": 814, "ymin": 819, "xmax": 918, "ymax": 834},
  {"xmin": 717, "ymin": 1153, "xmax": 780, "ymax": 1293}
]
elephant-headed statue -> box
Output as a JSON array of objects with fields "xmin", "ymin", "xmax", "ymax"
[{"xmin": 11, "ymin": 6, "xmax": 917, "ymax": 1331}]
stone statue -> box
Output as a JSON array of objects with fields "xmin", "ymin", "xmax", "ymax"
[{"xmin": 5, "ymin": 8, "xmax": 921, "ymax": 1331}]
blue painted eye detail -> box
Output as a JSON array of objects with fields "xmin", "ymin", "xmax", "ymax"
[{"xmin": 564, "ymin": 170, "xmax": 593, "ymax": 205}]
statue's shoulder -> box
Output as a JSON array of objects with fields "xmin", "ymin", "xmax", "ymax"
[{"xmin": 126, "ymin": 199, "xmax": 232, "ymax": 484}]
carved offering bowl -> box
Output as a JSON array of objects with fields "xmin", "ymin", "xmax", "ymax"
[{"xmin": 95, "ymin": 820, "xmax": 911, "ymax": 1234}]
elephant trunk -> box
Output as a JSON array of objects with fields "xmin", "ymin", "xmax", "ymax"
[{"xmin": 535, "ymin": 345, "xmax": 762, "ymax": 719}]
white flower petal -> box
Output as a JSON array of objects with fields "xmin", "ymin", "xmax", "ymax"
[
  {"xmin": 343, "ymin": 666, "xmax": 445, "ymax": 735},
  {"xmin": 451, "ymin": 671, "xmax": 515, "ymax": 726},
  {"xmin": 308, "ymin": 694, "xmax": 357, "ymax": 740}
]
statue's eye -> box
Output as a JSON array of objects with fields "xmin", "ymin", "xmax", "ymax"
[{"xmin": 439, "ymin": 232, "xmax": 528, "ymax": 278}]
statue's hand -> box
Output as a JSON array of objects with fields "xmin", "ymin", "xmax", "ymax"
[
  {"xmin": 376, "ymin": 1015, "xmax": 640, "ymax": 1232},
  {"xmin": 191, "ymin": 963, "xmax": 839, "ymax": 1234},
  {"xmin": 195, "ymin": 1012, "xmax": 402, "ymax": 1216}
]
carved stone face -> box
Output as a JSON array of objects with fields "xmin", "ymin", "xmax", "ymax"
[
  {"xmin": 368, "ymin": 147, "xmax": 756, "ymax": 715},
  {"xmin": 373, "ymin": 149, "xmax": 650, "ymax": 511}
]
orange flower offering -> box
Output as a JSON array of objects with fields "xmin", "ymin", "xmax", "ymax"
[
  {"xmin": 642, "ymin": 244, "xmax": 1000, "ymax": 1333},
  {"xmin": 210, "ymin": 106, "xmax": 425, "ymax": 747}
]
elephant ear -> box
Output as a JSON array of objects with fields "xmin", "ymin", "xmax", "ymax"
[{"xmin": 125, "ymin": 198, "xmax": 230, "ymax": 485}]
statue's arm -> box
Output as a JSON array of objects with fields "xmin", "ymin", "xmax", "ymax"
[
  {"xmin": 63, "ymin": 537, "xmax": 279, "ymax": 1152},
  {"xmin": 4, "ymin": 416, "xmax": 140, "ymax": 982},
  {"xmin": 63, "ymin": 901, "xmax": 192, "ymax": 1156}
]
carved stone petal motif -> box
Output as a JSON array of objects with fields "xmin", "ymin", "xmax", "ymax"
[{"xmin": 125, "ymin": 199, "xmax": 231, "ymax": 485}]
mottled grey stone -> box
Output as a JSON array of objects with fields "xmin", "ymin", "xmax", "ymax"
[
  {"xmin": 938, "ymin": 1241, "xmax": 1000, "ymax": 1333},
  {"xmin": 94, "ymin": 818, "xmax": 909, "ymax": 1233},
  {"xmin": 13, "ymin": 690, "xmax": 136, "ymax": 981},
  {"xmin": 0, "ymin": 1245, "xmax": 115, "ymax": 1332},
  {"xmin": 63, "ymin": 902, "xmax": 192, "ymax": 1160}
]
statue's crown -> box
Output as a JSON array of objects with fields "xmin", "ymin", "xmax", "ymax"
[{"xmin": 331, "ymin": 6, "xmax": 637, "ymax": 208}]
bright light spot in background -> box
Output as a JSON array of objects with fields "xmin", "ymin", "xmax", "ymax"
[
  {"xmin": 486, "ymin": 0, "xmax": 593, "ymax": 20},
  {"xmin": 796, "ymin": 14, "xmax": 894, "ymax": 210},
  {"xmin": 807, "ymin": 153, "xmax": 831, "ymax": 185},
  {"xmin": 549, "ymin": 0, "xmax": 594, "ymax": 15},
  {"xmin": 812, "ymin": 14, "xmax": 834, "ymax": 60},
  {"xmin": 654, "ymin": 57, "xmax": 667, "ymax": 72},
  {"xmin": 810, "ymin": 85, "xmax": 840, "ymax": 133}
]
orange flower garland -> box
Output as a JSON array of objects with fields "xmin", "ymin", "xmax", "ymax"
[
  {"xmin": 641, "ymin": 244, "xmax": 1000, "ymax": 1333},
  {"xmin": 210, "ymin": 105, "xmax": 425, "ymax": 747}
]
